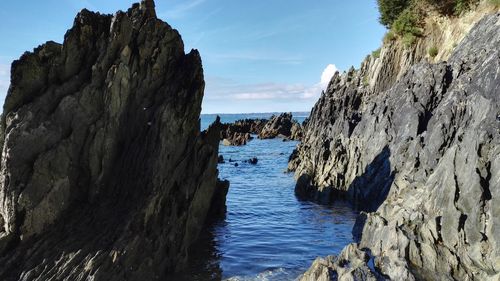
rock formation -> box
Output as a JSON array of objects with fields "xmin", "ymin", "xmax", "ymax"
[
  {"xmin": 220, "ymin": 118, "xmax": 266, "ymax": 146},
  {"xmin": 259, "ymin": 113, "xmax": 303, "ymax": 140},
  {"xmin": 0, "ymin": 1, "xmax": 228, "ymax": 280},
  {"xmin": 293, "ymin": 12, "xmax": 500, "ymax": 281},
  {"xmin": 220, "ymin": 114, "xmax": 303, "ymax": 146}
]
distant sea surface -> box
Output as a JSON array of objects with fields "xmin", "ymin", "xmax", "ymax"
[
  {"xmin": 174, "ymin": 113, "xmax": 357, "ymax": 281},
  {"xmin": 200, "ymin": 112, "xmax": 310, "ymax": 130}
]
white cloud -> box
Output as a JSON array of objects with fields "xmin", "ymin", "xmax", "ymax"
[
  {"xmin": 320, "ymin": 64, "xmax": 338, "ymax": 86},
  {"xmin": 205, "ymin": 63, "xmax": 339, "ymax": 103}
]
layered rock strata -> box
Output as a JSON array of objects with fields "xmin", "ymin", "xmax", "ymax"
[
  {"xmin": 0, "ymin": 1, "xmax": 227, "ymax": 280},
  {"xmin": 294, "ymin": 13, "xmax": 500, "ymax": 281},
  {"xmin": 259, "ymin": 113, "xmax": 303, "ymax": 140}
]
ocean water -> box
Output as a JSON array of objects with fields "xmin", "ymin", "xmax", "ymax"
[
  {"xmin": 200, "ymin": 112, "xmax": 310, "ymax": 130},
  {"xmin": 173, "ymin": 114, "xmax": 358, "ymax": 280}
]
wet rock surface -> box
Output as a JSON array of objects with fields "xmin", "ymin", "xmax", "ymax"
[
  {"xmin": 0, "ymin": 1, "xmax": 227, "ymax": 280},
  {"xmin": 293, "ymin": 13, "xmax": 500, "ymax": 280}
]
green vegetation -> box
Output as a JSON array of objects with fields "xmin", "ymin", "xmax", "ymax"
[
  {"xmin": 489, "ymin": 0, "xmax": 500, "ymax": 7},
  {"xmin": 377, "ymin": 0, "xmax": 412, "ymax": 27},
  {"xmin": 372, "ymin": 48, "xmax": 382, "ymax": 58},
  {"xmin": 377, "ymin": 0, "xmax": 480, "ymax": 47},
  {"xmin": 428, "ymin": 46, "xmax": 439, "ymax": 57},
  {"xmin": 402, "ymin": 34, "xmax": 418, "ymax": 47},
  {"xmin": 392, "ymin": 8, "xmax": 423, "ymax": 47},
  {"xmin": 454, "ymin": 0, "xmax": 479, "ymax": 15},
  {"xmin": 392, "ymin": 8, "xmax": 422, "ymax": 37},
  {"xmin": 383, "ymin": 31, "xmax": 397, "ymax": 43}
]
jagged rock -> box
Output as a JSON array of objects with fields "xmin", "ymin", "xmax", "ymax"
[
  {"xmin": 294, "ymin": 13, "xmax": 500, "ymax": 281},
  {"xmin": 300, "ymin": 244, "xmax": 384, "ymax": 281},
  {"xmin": 208, "ymin": 180, "xmax": 230, "ymax": 218},
  {"xmin": 222, "ymin": 132, "xmax": 251, "ymax": 146},
  {"xmin": 290, "ymin": 121, "xmax": 304, "ymax": 140},
  {"xmin": 220, "ymin": 118, "xmax": 266, "ymax": 146},
  {"xmin": 219, "ymin": 115, "xmax": 303, "ymax": 145},
  {"xmin": 300, "ymin": 256, "xmax": 336, "ymax": 281},
  {"xmin": 0, "ymin": 1, "xmax": 228, "ymax": 280},
  {"xmin": 259, "ymin": 113, "xmax": 302, "ymax": 140}
]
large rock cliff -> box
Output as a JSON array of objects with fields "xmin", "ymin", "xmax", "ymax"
[
  {"xmin": 0, "ymin": 1, "xmax": 227, "ymax": 280},
  {"xmin": 292, "ymin": 11, "xmax": 500, "ymax": 281}
]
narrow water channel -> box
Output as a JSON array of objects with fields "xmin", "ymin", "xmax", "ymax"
[{"xmin": 174, "ymin": 114, "xmax": 358, "ymax": 280}]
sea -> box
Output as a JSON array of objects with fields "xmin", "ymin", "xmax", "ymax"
[{"xmin": 173, "ymin": 113, "xmax": 358, "ymax": 281}]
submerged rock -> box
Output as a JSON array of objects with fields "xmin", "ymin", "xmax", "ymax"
[
  {"xmin": 294, "ymin": 13, "xmax": 500, "ymax": 281},
  {"xmin": 0, "ymin": 1, "xmax": 228, "ymax": 280}
]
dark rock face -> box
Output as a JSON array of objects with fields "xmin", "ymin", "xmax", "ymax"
[
  {"xmin": 0, "ymin": 1, "xmax": 227, "ymax": 280},
  {"xmin": 295, "ymin": 14, "xmax": 500, "ymax": 280},
  {"xmin": 259, "ymin": 113, "xmax": 303, "ymax": 140}
]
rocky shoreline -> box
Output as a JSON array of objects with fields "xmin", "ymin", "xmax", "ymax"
[
  {"xmin": 293, "ymin": 10, "xmax": 500, "ymax": 281},
  {"xmin": 220, "ymin": 113, "xmax": 304, "ymax": 146}
]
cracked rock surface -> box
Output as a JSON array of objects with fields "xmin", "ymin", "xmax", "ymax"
[
  {"xmin": 259, "ymin": 112, "xmax": 303, "ymax": 140},
  {"xmin": 294, "ymin": 13, "xmax": 500, "ymax": 280},
  {"xmin": 0, "ymin": 1, "xmax": 227, "ymax": 280}
]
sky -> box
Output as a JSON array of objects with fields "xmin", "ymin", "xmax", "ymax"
[{"xmin": 0, "ymin": 0, "xmax": 386, "ymax": 114}]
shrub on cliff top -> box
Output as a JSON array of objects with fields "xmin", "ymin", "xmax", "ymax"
[
  {"xmin": 377, "ymin": 0, "xmax": 412, "ymax": 27},
  {"xmin": 420, "ymin": 0, "xmax": 478, "ymax": 15},
  {"xmin": 392, "ymin": 8, "xmax": 422, "ymax": 37}
]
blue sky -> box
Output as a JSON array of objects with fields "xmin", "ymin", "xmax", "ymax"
[{"xmin": 0, "ymin": 0, "xmax": 386, "ymax": 114}]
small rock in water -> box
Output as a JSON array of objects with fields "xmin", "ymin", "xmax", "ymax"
[
  {"xmin": 249, "ymin": 157, "xmax": 258, "ymax": 165},
  {"xmin": 218, "ymin": 155, "xmax": 225, "ymax": 164},
  {"xmin": 234, "ymin": 163, "xmax": 239, "ymax": 167}
]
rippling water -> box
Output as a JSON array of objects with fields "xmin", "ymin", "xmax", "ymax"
[{"xmin": 172, "ymin": 114, "xmax": 358, "ymax": 281}]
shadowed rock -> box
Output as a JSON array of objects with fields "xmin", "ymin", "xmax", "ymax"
[{"xmin": 0, "ymin": 1, "xmax": 228, "ymax": 280}]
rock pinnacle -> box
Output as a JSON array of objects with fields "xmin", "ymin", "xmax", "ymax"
[{"xmin": 140, "ymin": 0, "xmax": 157, "ymax": 18}]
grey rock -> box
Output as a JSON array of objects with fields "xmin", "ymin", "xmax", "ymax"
[
  {"xmin": 259, "ymin": 112, "xmax": 303, "ymax": 140},
  {"xmin": 295, "ymin": 13, "xmax": 500, "ymax": 281},
  {"xmin": 220, "ymin": 118, "xmax": 266, "ymax": 146},
  {"xmin": 0, "ymin": 1, "xmax": 228, "ymax": 280}
]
